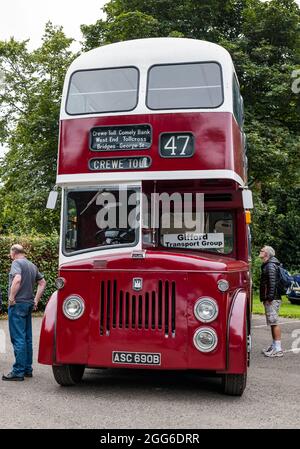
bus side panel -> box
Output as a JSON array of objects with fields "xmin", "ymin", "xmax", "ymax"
[
  {"xmin": 225, "ymin": 290, "xmax": 247, "ymax": 374},
  {"xmin": 38, "ymin": 292, "xmax": 58, "ymax": 365},
  {"xmin": 231, "ymin": 116, "xmax": 244, "ymax": 183},
  {"xmin": 55, "ymin": 272, "xmax": 91, "ymax": 365}
]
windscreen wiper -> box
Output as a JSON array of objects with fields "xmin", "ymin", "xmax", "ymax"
[{"xmin": 80, "ymin": 189, "xmax": 104, "ymax": 216}]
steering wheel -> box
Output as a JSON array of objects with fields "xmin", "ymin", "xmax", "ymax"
[{"xmin": 94, "ymin": 228, "xmax": 133, "ymax": 245}]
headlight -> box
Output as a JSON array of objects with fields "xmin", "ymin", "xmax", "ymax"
[
  {"xmin": 194, "ymin": 297, "xmax": 218, "ymax": 323},
  {"xmin": 63, "ymin": 295, "xmax": 85, "ymax": 320},
  {"xmin": 193, "ymin": 328, "xmax": 218, "ymax": 352},
  {"xmin": 55, "ymin": 277, "xmax": 65, "ymax": 290},
  {"xmin": 218, "ymin": 279, "xmax": 229, "ymax": 292}
]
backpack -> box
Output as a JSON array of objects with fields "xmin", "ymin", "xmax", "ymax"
[{"xmin": 277, "ymin": 265, "xmax": 294, "ymax": 295}]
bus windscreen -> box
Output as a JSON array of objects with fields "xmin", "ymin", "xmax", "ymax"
[{"xmin": 64, "ymin": 187, "xmax": 140, "ymax": 254}]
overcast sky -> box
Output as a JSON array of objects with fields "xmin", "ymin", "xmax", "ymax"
[
  {"xmin": 0, "ymin": 0, "xmax": 107, "ymax": 157},
  {"xmin": 0, "ymin": 0, "xmax": 300, "ymax": 157},
  {"xmin": 0, "ymin": 0, "xmax": 299, "ymax": 49},
  {"xmin": 0, "ymin": 0, "xmax": 107, "ymax": 50}
]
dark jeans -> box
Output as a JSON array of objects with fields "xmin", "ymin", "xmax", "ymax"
[{"xmin": 8, "ymin": 302, "xmax": 33, "ymax": 377}]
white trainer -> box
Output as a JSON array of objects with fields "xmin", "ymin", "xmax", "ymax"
[
  {"xmin": 264, "ymin": 348, "xmax": 283, "ymax": 357},
  {"xmin": 261, "ymin": 345, "xmax": 273, "ymax": 355}
]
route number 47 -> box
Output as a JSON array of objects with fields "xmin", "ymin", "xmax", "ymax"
[{"xmin": 160, "ymin": 133, "xmax": 194, "ymax": 158}]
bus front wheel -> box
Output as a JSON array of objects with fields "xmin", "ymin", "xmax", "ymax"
[
  {"xmin": 222, "ymin": 373, "xmax": 247, "ymax": 396},
  {"xmin": 52, "ymin": 364, "xmax": 85, "ymax": 386}
]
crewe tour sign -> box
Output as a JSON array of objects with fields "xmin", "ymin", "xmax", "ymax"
[{"xmin": 89, "ymin": 156, "xmax": 152, "ymax": 171}]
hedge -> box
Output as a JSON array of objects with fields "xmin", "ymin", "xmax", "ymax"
[
  {"xmin": 0, "ymin": 234, "xmax": 59, "ymax": 313},
  {"xmin": 1, "ymin": 234, "xmax": 288, "ymax": 313}
]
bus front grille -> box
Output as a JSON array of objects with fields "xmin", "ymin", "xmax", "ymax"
[{"xmin": 100, "ymin": 280, "xmax": 176, "ymax": 337}]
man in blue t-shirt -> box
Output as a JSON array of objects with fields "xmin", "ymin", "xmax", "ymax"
[{"xmin": 2, "ymin": 244, "xmax": 46, "ymax": 381}]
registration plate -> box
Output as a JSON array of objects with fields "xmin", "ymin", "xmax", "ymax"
[{"xmin": 112, "ymin": 351, "xmax": 161, "ymax": 366}]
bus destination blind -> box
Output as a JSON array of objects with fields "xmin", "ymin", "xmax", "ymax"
[
  {"xmin": 89, "ymin": 156, "xmax": 152, "ymax": 171},
  {"xmin": 90, "ymin": 124, "xmax": 152, "ymax": 151}
]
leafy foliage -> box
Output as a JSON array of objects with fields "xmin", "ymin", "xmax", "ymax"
[
  {"xmin": 0, "ymin": 23, "xmax": 75, "ymax": 234},
  {"xmin": 0, "ymin": 234, "xmax": 59, "ymax": 312},
  {"xmin": 81, "ymin": 0, "xmax": 300, "ymax": 268},
  {"xmin": 0, "ymin": 1, "xmax": 299, "ymax": 279}
]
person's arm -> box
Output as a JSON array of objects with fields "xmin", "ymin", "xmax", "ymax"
[
  {"xmin": 266, "ymin": 263, "xmax": 277, "ymax": 301},
  {"xmin": 9, "ymin": 274, "xmax": 22, "ymax": 306},
  {"xmin": 33, "ymin": 278, "xmax": 46, "ymax": 311}
]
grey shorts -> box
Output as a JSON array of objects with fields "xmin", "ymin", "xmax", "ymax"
[{"xmin": 264, "ymin": 300, "xmax": 281, "ymax": 326}]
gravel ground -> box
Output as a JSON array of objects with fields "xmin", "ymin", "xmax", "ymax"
[{"xmin": 0, "ymin": 315, "xmax": 299, "ymax": 429}]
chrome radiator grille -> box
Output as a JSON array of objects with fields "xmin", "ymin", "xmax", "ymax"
[{"xmin": 100, "ymin": 280, "xmax": 176, "ymax": 337}]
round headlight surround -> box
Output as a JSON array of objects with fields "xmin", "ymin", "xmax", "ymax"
[
  {"xmin": 55, "ymin": 277, "xmax": 66, "ymax": 290},
  {"xmin": 218, "ymin": 279, "xmax": 229, "ymax": 292},
  {"xmin": 63, "ymin": 295, "xmax": 85, "ymax": 320},
  {"xmin": 193, "ymin": 327, "xmax": 218, "ymax": 353},
  {"xmin": 194, "ymin": 297, "xmax": 218, "ymax": 323}
]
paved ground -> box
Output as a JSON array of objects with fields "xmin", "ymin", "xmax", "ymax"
[{"xmin": 0, "ymin": 315, "xmax": 300, "ymax": 429}]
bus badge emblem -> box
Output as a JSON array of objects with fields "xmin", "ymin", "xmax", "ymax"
[{"xmin": 133, "ymin": 278, "xmax": 143, "ymax": 291}]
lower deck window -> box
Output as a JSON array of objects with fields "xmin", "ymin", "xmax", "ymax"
[
  {"xmin": 160, "ymin": 211, "xmax": 234, "ymax": 254},
  {"xmin": 64, "ymin": 187, "xmax": 140, "ymax": 254}
]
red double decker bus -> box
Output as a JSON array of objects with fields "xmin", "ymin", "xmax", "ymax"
[{"xmin": 39, "ymin": 38, "xmax": 253, "ymax": 396}]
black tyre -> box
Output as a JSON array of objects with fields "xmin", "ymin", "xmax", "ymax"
[
  {"xmin": 288, "ymin": 298, "xmax": 300, "ymax": 305},
  {"xmin": 222, "ymin": 373, "xmax": 247, "ymax": 396},
  {"xmin": 52, "ymin": 364, "xmax": 85, "ymax": 386}
]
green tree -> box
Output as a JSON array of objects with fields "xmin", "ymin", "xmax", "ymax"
[
  {"xmin": 81, "ymin": 0, "xmax": 300, "ymax": 268},
  {"xmin": 81, "ymin": 0, "xmax": 249, "ymax": 48},
  {"xmin": 0, "ymin": 1, "xmax": 299, "ymax": 270},
  {"xmin": 0, "ymin": 23, "xmax": 75, "ymax": 234},
  {"xmin": 81, "ymin": 11, "xmax": 160, "ymax": 50}
]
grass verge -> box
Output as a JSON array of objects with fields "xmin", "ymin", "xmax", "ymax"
[
  {"xmin": 1, "ymin": 298, "xmax": 299, "ymax": 319},
  {"xmin": 253, "ymin": 293, "xmax": 300, "ymax": 319},
  {"xmin": 0, "ymin": 312, "xmax": 44, "ymax": 320}
]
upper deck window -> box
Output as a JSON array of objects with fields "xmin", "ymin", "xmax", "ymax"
[
  {"xmin": 147, "ymin": 62, "xmax": 223, "ymax": 110},
  {"xmin": 233, "ymin": 75, "xmax": 244, "ymax": 128},
  {"xmin": 66, "ymin": 67, "xmax": 139, "ymax": 115}
]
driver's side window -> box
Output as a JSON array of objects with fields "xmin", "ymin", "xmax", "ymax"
[
  {"xmin": 64, "ymin": 188, "xmax": 140, "ymax": 254},
  {"xmin": 65, "ymin": 198, "xmax": 78, "ymax": 251}
]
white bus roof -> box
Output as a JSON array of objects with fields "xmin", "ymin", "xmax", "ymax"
[
  {"xmin": 68, "ymin": 37, "xmax": 234, "ymax": 72},
  {"xmin": 61, "ymin": 38, "xmax": 236, "ymax": 120}
]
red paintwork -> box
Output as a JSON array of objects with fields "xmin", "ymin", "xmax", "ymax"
[
  {"xmin": 39, "ymin": 195, "xmax": 251, "ymax": 375},
  {"xmin": 60, "ymin": 249, "xmax": 247, "ymax": 272},
  {"xmin": 58, "ymin": 112, "xmax": 244, "ymax": 181},
  {"xmin": 38, "ymin": 292, "xmax": 57, "ymax": 365},
  {"xmin": 39, "ymin": 109, "xmax": 251, "ymax": 379},
  {"xmin": 39, "ymin": 250, "xmax": 250, "ymax": 374},
  {"xmin": 223, "ymin": 290, "xmax": 248, "ymax": 374}
]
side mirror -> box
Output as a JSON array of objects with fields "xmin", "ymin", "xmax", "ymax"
[
  {"xmin": 46, "ymin": 190, "xmax": 58, "ymax": 209},
  {"xmin": 242, "ymin": 189, "xmax": 253, "ymax": 210}
]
